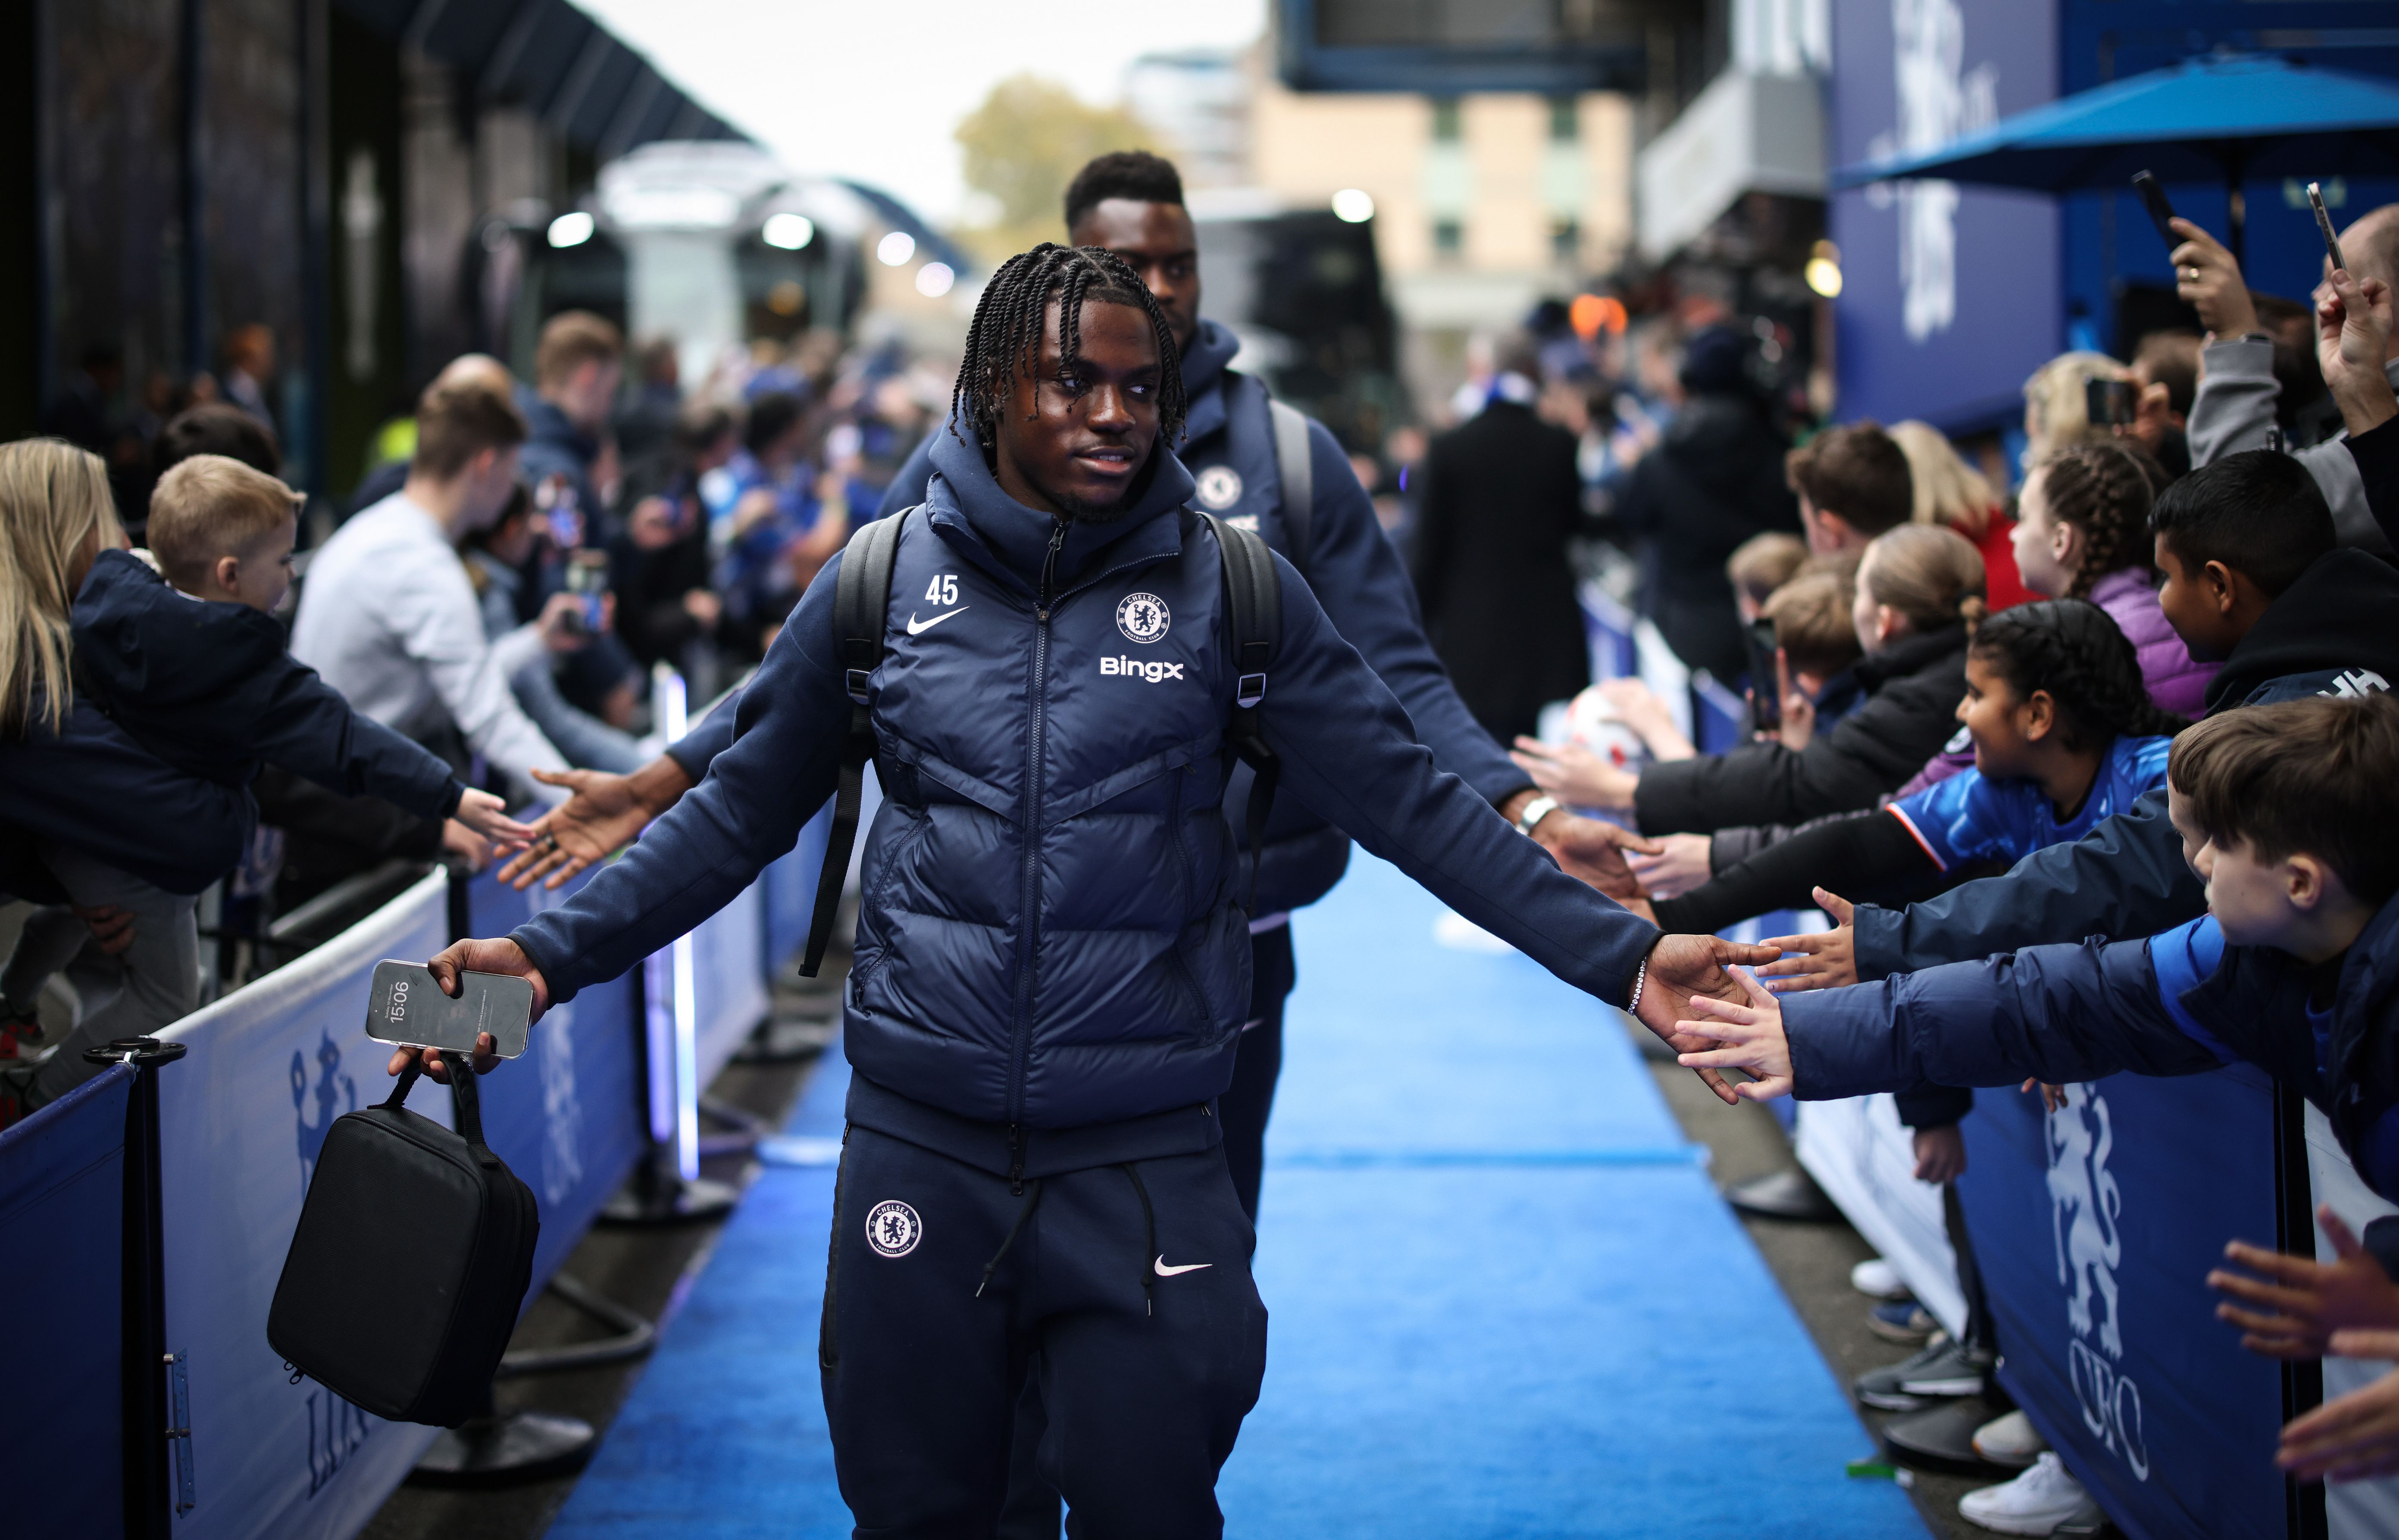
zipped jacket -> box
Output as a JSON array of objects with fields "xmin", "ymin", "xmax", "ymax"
[
  {"xmin": 874, "ymin": 320, "xmax": 1527, "ymax": 917},
  {"xmin": 516, "ymin": 422, "xmax": 1657, "ymax": 1171},
  {"xmin": 1852, "ymin": 549, "xmax": 2399, "ymax": 981},
  {"xmin": 1784, "ymin": 893, "xmax": 2399, "ymax": 1218}
]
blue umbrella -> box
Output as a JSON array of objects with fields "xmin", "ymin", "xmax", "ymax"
[{"xmin": 1833, "ymin": 53, "xmax": 2399, "ymax": 260}]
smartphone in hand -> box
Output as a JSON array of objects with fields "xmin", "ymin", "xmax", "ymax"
[
  {"xmin": 365, "ymin": 961, "xmax": 534, "ymax": 1059},
  {"xmin": 2309, "ymin": 182, "xmax": 2346, "ymax": 273},
  {"xmin": 2085, "ymin": 377, "xmax": 2137, "ymax": 428},
  {"xmin": 2131, "ymin": 170, "xmax": 2178, "ymax": 250}
]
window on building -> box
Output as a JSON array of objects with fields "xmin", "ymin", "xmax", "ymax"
[
  {"xmin": 1550, "ymin": 218, "xmax": 1580, "ymax": 263},
  {"xmin": 1433, "ymin": 219, "xmax": 1464, "ymax": 258},
  {"xmin": 1548, "ymin": 97, "xmax": 1580, "ymax": 141},
  {"xmin": 1429, "ymin": 98, "xmax": 1462, "ymax": 142}
]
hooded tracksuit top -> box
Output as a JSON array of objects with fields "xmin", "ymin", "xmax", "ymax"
[{"xmin": 513, "ymin": 425, "xmax": 1659, "ymax": 1175}]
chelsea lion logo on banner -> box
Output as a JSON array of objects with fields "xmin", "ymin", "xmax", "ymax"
[
  {"xmin": 1195, "ymin": 465, "xmax": 1243, "ymax": 510},
  {"xmin": 866, "ymin": 1200, "xmax": 922, "ymax": 1258},
  {"xmin": 1117, "ymin": 592, "xmax": 1171, "ymax": 644}
]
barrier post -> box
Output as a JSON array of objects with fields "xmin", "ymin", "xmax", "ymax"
[
  {"xmin": 2275, "ymin": 1084, "xmax": 2330, "ymax": 1540},
  {"xmin": 84, "ymin": 1036, "xmax": 189, "ymax": 1540},
  {"xmin": 602, "ymin": 663, "xmax": 737, "ymax": 1224}
]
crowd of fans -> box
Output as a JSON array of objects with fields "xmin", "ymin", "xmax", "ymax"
[{"xmin": 6, "ymin": 167, "xmax": 2399, "ymax": 1534}]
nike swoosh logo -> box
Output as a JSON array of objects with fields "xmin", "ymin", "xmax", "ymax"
[
  {"xmin": 905, "ymin": 606, "xmax": 968, "ymax": 635},
  {"xmin": 1154, "ymin": 1255, "xmax": 1212, "ymax": 1277}
]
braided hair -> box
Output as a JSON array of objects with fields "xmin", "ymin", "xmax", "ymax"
[
  {"xmin": 948, "ymin": 244, "xmax": 1187, "ymax": 455},
  {"xmin": 2032, "ymin": 441, "xmax": 2168, "ymax": 599},
  {"xmin": 1967, "ymin": 598, "xmax": 2188, "ymax": 752}
]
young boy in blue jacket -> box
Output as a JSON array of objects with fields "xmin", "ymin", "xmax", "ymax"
[
  {"xmin": 407, "ymin": 245, "xmax": 1768, "ymax": 1538},
  {"xmin": 1667, "ymin": 691, "xmax": 2399, "ymax": 1217},
  {"xmin": 1, "ymin": 455, "xmax": 529, "ymax": 1106}
]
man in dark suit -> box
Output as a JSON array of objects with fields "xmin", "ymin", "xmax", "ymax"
[{"xmin": 1410, "ymin": 339, "xmax": 1590, "ymax": 742}]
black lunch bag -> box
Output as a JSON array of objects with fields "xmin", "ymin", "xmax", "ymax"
[{"xmin": 267, "ymin": 1054, "xmax": 538, "ymax": 1426}]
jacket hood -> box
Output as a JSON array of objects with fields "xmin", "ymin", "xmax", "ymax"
[
  {"xmin": 923, "ymin": 407, "xmax": 1198, "ymax": 590},
  {"xmin": 1853, "ymin": 623, "xmax": 1967, "ymax": 694},
  {"xmin": 73, "ymin": 548, "xmax": 283, "ymax": 710},
  {"xmin": 2205, "ymin": 548, "xmax": 2399, "ymax": 712},
  {"xmin": 1176, "ymin": 319, "xmax": 1245, "ymax": 449},
  {"xmin": 1658, "ymin": 395, "xmax": 1786, "ymax": 496}
]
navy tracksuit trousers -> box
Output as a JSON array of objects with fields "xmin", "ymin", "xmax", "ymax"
[
  {"xmin": 997, "ymin": 925, "xmax": 1295, "ymax": 1538},
  {"xmin": 821, "ymin": 1121, "xmax": 1268, "ymax": 1539}
]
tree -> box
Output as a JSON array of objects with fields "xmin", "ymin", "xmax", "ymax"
[{"xmin": 953, "ymin": 75, "xmax": 1154, "ymax": 265}]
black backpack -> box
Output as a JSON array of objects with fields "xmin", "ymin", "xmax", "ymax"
[
  {"xmin": 801, "ymin": 508, "xmax": 1284, "ymax": 976},
  {"xmin": 267, "ymin": 1054, "xmax": 538, "ymax": 1426}
]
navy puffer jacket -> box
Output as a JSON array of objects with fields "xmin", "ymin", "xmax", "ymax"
[{"xmin": 516, "ymin": 419, "xmax": 1658, "ymax": 1153}]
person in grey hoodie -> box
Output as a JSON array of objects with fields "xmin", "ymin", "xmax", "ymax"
[{"xmin": 2173, "ymin": 203, "xmax": 2399, "ymax": 556}]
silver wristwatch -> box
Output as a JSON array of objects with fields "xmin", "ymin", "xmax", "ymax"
[{"xmin": 1513, "ymin": 793, "xmax": 1561, "ymax": 837}]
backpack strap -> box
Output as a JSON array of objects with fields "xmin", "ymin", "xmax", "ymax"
[
  {"xmin": 1266, "ymin": 399, "xmax": 1313, "ymax": 573},
  {"xmin": 802, "ymin": 509, "xmax": 910, "ymax": 977},
  {"xmin": 1202, "ymin": 511, "xmax": 1283, "ymax": 913}
]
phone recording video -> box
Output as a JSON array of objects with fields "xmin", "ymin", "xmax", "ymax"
[{"xmin": 2085, "ymin": 378, "xmax": 2137, "ymax": 429}]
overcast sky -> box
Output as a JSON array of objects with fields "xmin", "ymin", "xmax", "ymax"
[{"xmin": 580, "ymin": 0, "xmax": 1268, "ymax": 225}]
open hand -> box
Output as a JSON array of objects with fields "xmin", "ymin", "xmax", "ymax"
[
  {"xmin": 2171, "ymin": 217, "xmax": 2258, "ymax": 340},
  {"xmin": 451, "ymin": 788, "xmax": 538, "ymax": 849},
  {"xmin": 1755, "ymin": 888, "xmax": 1859, "ymax": 993},
  {"xmin": 2281, "ymin": 1341, "xmax": 2399, "ymax": 1483},
  {"xmin": 1627, "ymin": 832, "xmax": 1713, "ymax": 899},
  {"xmin": 1669, "ymin": 969, "xmax": 1793, "ymax": 1101},
  {"xmin": 1595, "ymin": 679, "xmax": 1695, "ymax": 761},
  {"xmin": 2210, "ymin": 1206, "xmax": 2399, "ymax": 1359},
  {"xmin": 1633, "ymin": 934, "xmax": 1783, "ymax": 1105},
  {"xmin": 1526, "ymin": 806, "xmax": 1658, "ymax": 901},
  {"xmin": 2317, "ymin": 268, "xmax": 2398, "ymax": 438},
  {"xmin": 499, "ymin": 759, "xmax": 690, "ymax": 891},
  {"xmin": 1511, "ymin": 736, "xmax": 1640, "ymax": 811},
  {"xmin": 385, "ymin": 938, "xmax": 550, "ymax": 1081}
]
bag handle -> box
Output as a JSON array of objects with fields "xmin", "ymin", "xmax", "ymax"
[{"xmin": 380, "ymin": 1052, "xmax": 500, "ymax": 1169}]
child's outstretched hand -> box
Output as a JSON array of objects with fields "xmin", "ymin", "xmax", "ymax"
[
  {"xmin": 1672, "ymin": 968, "xmax": 1792, "ymax": 1100},
  {"xmin": 2209, "ymin": 1206, "xmax": 2399, "ymax": 1359},
  {"xmin": 2280, "ymin": 1343, "xmax": 2399, "ymax": 1483},
  {"xmin": 1755, "ymin": 888, "xmax": 1858, "ymax": 993},
  {"xmin": 453, "ymin": 788, "xmax": 538, "ymax": 850}
]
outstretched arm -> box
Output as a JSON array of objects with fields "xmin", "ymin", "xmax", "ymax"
[
  {"xmin": 1673, "ymin": 931, "xmax": 2226, "ymax": 1102},
  {"xmin": 1257, "ymin": 551, "xmax": 1773, "ymax": 1101}
]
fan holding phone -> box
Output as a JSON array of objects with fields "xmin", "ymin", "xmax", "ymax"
[{"xmin": 2147, "ymin": 169, "xmax": 2399, "ymax": 554}]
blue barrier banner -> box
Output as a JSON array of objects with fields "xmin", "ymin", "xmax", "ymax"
[
  {"xmin": 6, "ymin": 1059, "xmax": 134, "ymax": 1539},
  {"xmin": 692, "ymin": 884, "xmax": 769, "ymax": 1088},
  {"xmin": 1959, "ymin": 1066, "xmax": 2286, "ymax": 1540},
  {"xmin": 156, "ymin": 870, "xmax": 452, "ymax": 1540},
  {"xmin": 465, "ymin": 868, "xmax": 644, "ymax": 1294}
]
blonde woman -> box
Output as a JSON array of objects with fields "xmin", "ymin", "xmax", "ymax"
[
  {"xmin": 1889, "ymin": 419, "xmax": 2036, "ymax": 609},
  {"xmin": 0, "ymin": 440, "xmax": 244, "ymax": 1117},
  {"xmin": 2021, "ymin": 350, "xmax": 2136, "ymax": 467}
]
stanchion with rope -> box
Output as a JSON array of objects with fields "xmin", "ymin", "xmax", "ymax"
[{"xmin": 84, "ymin": 1036, "xmax": 188, "ymax": 1540}]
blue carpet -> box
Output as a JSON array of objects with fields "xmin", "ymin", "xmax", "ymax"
[{"xmin": 549, "ymin": 856, "xmax": 1923, "ymax": 1539}]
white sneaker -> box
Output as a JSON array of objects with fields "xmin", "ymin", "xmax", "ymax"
[
  {"xmin": 1851, "ymin": 1258, "xmax": 1908, "ymax": 1299},
  {"xmin": 1959, "ymin": 1453, "xmax": 2102, "ymax": 1535},
  {"xmin": 1972, "ymin": 1409, "xmax": 2047, "ymax": 1469}
]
